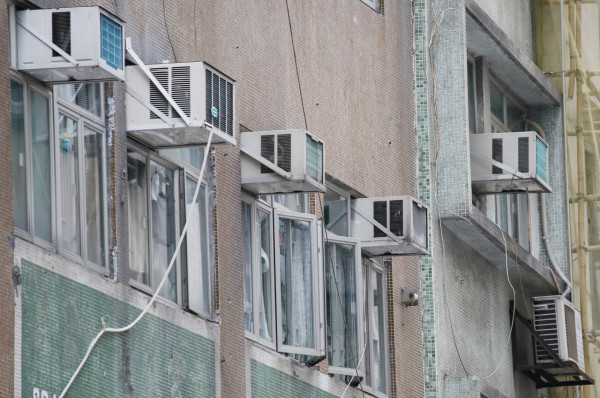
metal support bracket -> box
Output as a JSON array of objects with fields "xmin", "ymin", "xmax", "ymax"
[
  {"xmin": 240, "ymin": 146, "xmax": 293, "ymax": 180},
  {"xmin": 470, "ymin": 150, "xmax": 528, "ymax": 180},
  {"xmin": 351, "ymin": 207, "xmax": 406, "ymax": 246},
  {"xmin": 125, "ymin": 37, "xmax": 192, "ymax": 127},
  {"xmin": 124, "ymin": 85, "xmax": 175, "ymax": 127},
  {"xmin": 16, "ymin": 18, "xmax": 79, "ymax": 66}
]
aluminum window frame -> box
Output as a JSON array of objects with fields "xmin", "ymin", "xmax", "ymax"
[
  {"xmin": 325, "ymin": 234, "xmax": 365, "ymax": 377},
  {"xmin": 362, "ymin": 256, "xmax": 391, "ymax": 397},
  {"xmin": 54, "ymin": 88, "xmax": 108, "ymax": 274},
  {"xmin": 242, "ymin": 194, "xmax": 278, "ymax": 350},
  {"xmin": 274, "ymin": 208, "xmax": 323, "ymax": 356}
]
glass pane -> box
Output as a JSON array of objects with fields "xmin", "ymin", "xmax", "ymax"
[
  {"xmin": 496, "ymin": 195, "xmax": 509, "ymax": 233},
  {"xmin": 11, "ymin": 80, "xmax": 28, "ymax": 231},
  {"xmin": 84, "ymin": 127, "xmax": 105, "ymax": 266},
  {"xmin": 506, "ymin": 97, "xmax": 523, "ymax": 131},
  {"xmin": 56, "ymin": 83, "xmax": 102, "ymax": 117},
  {"xmin": 273, "ymin": 193, "xmax": 308, "ymax": 213},
  {"xmin": 59, "ymin": 114, "xmax": 81, "ymax": 255},
  {"xmin": 279, "ymin": 216, "xmax": 314, "ymax": 349},
  {"xmin": 257, "ymin": 208, "xmax": 273, "ymax": 341},
  {"xmin": 327, "ymin": 242, "xmax": 358, "ymax": 370},
  {"xmin": 31, "ymin": 90, "xmax": 52, "ymax": 243},
  {"xmin": 490, "ymin": 82, "xmax": 504, "ymax": 123},
  {"xmin": 324, "ymin": 189, "xmax": 348, "ymax": 236},
  {"xmin": 510, "ymin": 194, "xmax": 519, "ymax": 242},
  {"xmin": 127, "ymin": 149, "xmax": 149, "ymax": 285},
  {"xmin": 186, "ymin": 176, "xmax": 210, "ymax": 314},
  {"xmin": 150, "ymin": 161, "xmax": 177, "ymax": 302},
  {"xmin": 242, "ymin": 202, "xmax": 254, "ymax": 333},
  {"xmin": 370, "ymin": 268, "xmax": 387, "ymax": 393},
  {"xmin": 518, "ymin": 195, "xmax": 529, "ymax": 251},
  {"xmin": 161, "ymin": 147, "xmax": 205, "ymax": 170},
  {"xmin": 467, "ymin": 61, "xmax": 476, "ymax": 134}
]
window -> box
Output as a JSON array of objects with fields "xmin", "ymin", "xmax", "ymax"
[
  {"xmin": 127, "ymin": 143, "xmax": 213, "ymax": 314},
  {"xmin": 11, "ymin": 76, "xmax": 108, "ymax": 271},
  {"xmin": 326, "ymin": 236, "xmax": 363, "ymax": 376},
  {"xmin": 362, "ymin": 257, "xmax": 389, "ymax": 395},
  {"xmin": 243, "ymin": 194, "xmax": 324, "ymax": 356}
]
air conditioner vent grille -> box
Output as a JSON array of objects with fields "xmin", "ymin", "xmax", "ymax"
[
  {"xmin": 100, "ymin": 14, "xmax": 123, "ymax": 70},
  {"xmin": 260, "ymin": 135, "xmax": 275, "ymax": 174},
  {"xmin": 389, "ymin": 200, "xmax": 404, "ymax": 237},
  {"xmin": 277, "ymin": 134, "xmax": 292, "ymax": 172},
  {"xmin": 171, "ymin": 66, "xmax": 191, "ymax": 117},
  {"xmin": 373, "ymin": 201, "xmax": 388, "ymax": 238},
  {"xmin": 533, "ymin": 298, "xmax": 560, "ymax": 363},
  {"xmin": 149, "ymin": 68, "xmax": 169, "ymax": 120},
  {"xmin": 206, "ymin": 69, "xmax": 234, "ymax": 136},
  {"xmin": 492, "ymin": 138, "xmax": 503, "ymax": 175},
  {"xmin": 52, "ymin": 12, "xmax": 71, "ymax": 57},
  {"xmin": 412, "ymin": 201, "xmax": 428, "ymax": 248},
  {"xmin": 306, "ymin": 135, "xmax": 324, "ymax": 184},
  {"xmin": 536, "ymin": 137, "xmax": 548, "ymax": 182},
  {"xmin": 518, "ymin": 137, "xmax": 529, "ymax": 173},
  {"xmin": 564, "ymin": 305, "xmax": 579, "ymax": 364}
]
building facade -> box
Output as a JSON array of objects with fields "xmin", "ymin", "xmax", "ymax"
[{"xmin": 3, "ymin": 0, "xmax": 425, "ymax": 397}]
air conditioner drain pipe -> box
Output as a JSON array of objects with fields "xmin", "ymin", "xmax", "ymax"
[{"xmin": 520, "ymin": 117, "xmax": 573, "ymax": 298}]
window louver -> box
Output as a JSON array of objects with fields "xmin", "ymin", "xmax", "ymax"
[
  {"xmin": 52, "ymin": 12, "xmax": 71, "ymax": 57},
  {"xmin": 492, "ymin": 138, "xmax": 503, "ymax": 175},
  {"xmin": 306, "ymin": 135, "xmax": 323, "ymax": 184},
  {"xmin": 536, "ymin": 137, "xmax": 548, "ymax": 182},
  {"xmin": 412, "ymin": 201, "xmax": 428, "ymax": 248},
  {"xmin": 389, "ymin": 200, "xmax": 403, "ymax": 237},
  {"xmin": 149, "ymin": 68, "xmax": 169, "ymax": 120},
  {"xmin": 171, "ymin": 66, "xmax": 191, "ymax": 117},
  {"xmin": 277, "ymin": 134, "xmax": 292, "ymax": 172},
  {"xmin": 518, "ymin": 137, "xmax": 529, "ymax": 173},
  {"xmin": 533, "ymin": 298, "xmax": 560, "ymax": 363},
  {"xmin": 206, "ymin": 69, "xmax": 234, "ymax": 136},
  {"xmin": 373, "ymin": 201, "xmax": 388, "ymax": 238},
  {"xmin": 260, "ymin": 135, "xmax": 275, "ymax": 174}
]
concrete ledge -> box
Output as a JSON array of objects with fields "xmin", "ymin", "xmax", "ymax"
[
  {"xmin": 441, "ymin": 205, "xmax": 564, "ymax": 295},
  {"xmin": 465, "ymin": 0, "xmax": 561, "ymax": 107}
]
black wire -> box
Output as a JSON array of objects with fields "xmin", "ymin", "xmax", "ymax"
[
  {"xmin": 163, "ymin": 0, "xmax": 178, "ymax": 63},
  {"xmin": 285, "ymin": 0, "xmax": 308, "ymax": 131}
]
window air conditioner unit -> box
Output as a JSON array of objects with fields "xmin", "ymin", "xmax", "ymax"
[
  {"xmin": 532, "ymin": 295, "xmax": 585, "ymax": 371},
  {"xmin": 470, "ymin": 131, "xmax": 551, "ymax": 194},
  {"xmin": 126, "ymin": 62, "xmax": 236, "ymax": 148},
  {"xmin": 240, "ymin": 129, "xmax": 325, "ymax": 194},
  {"xmin": 350, "ymin": 196, "xmax": 428, "ymax": 256},
  {"xmin": 16, "ymin": 7, "xmax": 125, "ymax": 82}
]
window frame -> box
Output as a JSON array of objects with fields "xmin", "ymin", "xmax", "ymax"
[
  {"xmin": 325, "ymin": 234, "xmax": 365, "ymax": 377},
  {"xmin": 54, "ymin": 87, "xmax": 108, "ymax": 273},
  {"xmin": 274, "ymin": 208, "xmax": 323, "ymax": 356},
  {"xmin": 242, "ymin": 194, "xmax": 277, "ymax": 350},
  {"xmin": 362, "ymin": 257, "xmax": 390, "ymax": 396}
]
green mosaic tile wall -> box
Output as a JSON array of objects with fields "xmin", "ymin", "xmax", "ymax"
[
  {"xmin": 21, "ymin": 260, "xmax": 216, "ymax": 397},
  {"xmin": 250, "ymin": 360, "xmax": 337, "ymax": 398},
  {"xmin": 414, "ymin": 0, "xmax": 437, "ymax": 397}
]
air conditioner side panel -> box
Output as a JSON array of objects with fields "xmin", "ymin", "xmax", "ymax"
[
  {"xmin": 16, "ymin": 10, "xmax": 50, "ymax": 67},
  {"xmin": 190, "ymin": 63, "xmax": 207, "ymax": 125}
]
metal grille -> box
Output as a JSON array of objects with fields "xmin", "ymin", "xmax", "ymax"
[
  {"xmin": 52, "ymin": 12, "xmax": 71, "ymax": 57},
  {"xmin": 533, "ymin": 297, "xmax": 560, "ymax": 363},
  {"xmin": 373, "ymin": 201, "xmax": 388, "ymax": 238},
  {"xmin": 171, "ymin": 66, "xmax": 191, "ymax": 117},
  {"xmin": 277, "ymin": 134, "xmax": 292, "ymax": 172},
  {"xmin": 518, "ymin": 137, "xmax": 529, "ymax": 173},
  {"xmin": 564, "ymin": 304, "xmax": 579, "ymax": 364},
  {"xmin": 206, "ymin": 69, "xmax": 234, "ymax": 136},
  {"xmin": 149, "ymin": 68, "xmax": 169, "ymax": 119},
  {"xmin": 260, "ymin": 135, "xmax": 275, "ymax": 174},
  {"xmin": 536, "ymin": 137, "xmax": 548, "ymax": 182},
  {"xmin": 492, "ymin": 138, "xmax": 503, "ymax": 175},
  {"xmin": 306, "ymin": 135, "xmax": 323, "ymax": 184},
  {"xmin": 389, "ymin": 200, "xmax": 403, "ymax": 237}
]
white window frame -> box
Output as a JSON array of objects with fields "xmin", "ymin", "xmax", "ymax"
[
  {"xmin": 325, "ymin": 234, "xmax": 365, "ymax": 377},
  {"xmin": 127, "ymin": 142, "xmax": 213, "ymax": 314},
  {"xmin": 362, "ymin": 257, "xmax": 390, "ymax": 396},
  {"xmin": 274, "ymin": 208, "xmax": 323, "ymax": 356},
  {"xmin": 54, "ymin": 99, "xmax": 108, "ymax": 273},
  {"xmin": 242, "ymin": 195, "xmax": 277, "ymax": 350},
  {"xmin": 11, "ymin": 73, "xmax": 56, "ymax": 250}
]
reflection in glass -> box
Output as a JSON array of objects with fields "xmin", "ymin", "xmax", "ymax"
[
  {"xmin": 85, "ymin": 127, "xmax": 105, "ymax": 266},
  {"xmin": 242, "ymin": 202, "xmax": 254, "ymax": 333},
  {"xmin": 11, "ymin": 80, "xmax": 27, "ymax": 232},
  {"xmin": 59, "ymin": 114, "xmax": 81, "ymax": 255},
  {"xmin": 31, "ymin": 90, "xmax": 52, "ymax": 243},
  {"xmin": 128, "ymin": 149, "xmax": 149, "ymax": 285},
  {"xmin": 257, "ymin": 209, "xmax": 273, "ymax": 341}
]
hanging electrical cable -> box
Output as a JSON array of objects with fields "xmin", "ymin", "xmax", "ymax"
[{"xmin": 58, "ymin": 131, "xmax": 214, "ymax": 398}]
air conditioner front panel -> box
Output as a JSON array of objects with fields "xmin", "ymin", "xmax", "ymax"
[
  {"xmin": 240, "ymin": 130, "xmax": 325, "ymax": 194},
  {"xmin": 471, "ymin": 132, "xmax": 551, "ymax": 194},
  {"xmin": 16, "ymin": 7, "xmax": 125, "ymax": 82}
]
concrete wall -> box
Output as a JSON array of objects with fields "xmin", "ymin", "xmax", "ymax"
[{"xmin": 475, "ymin": 0, "xmax": 535, "ymax": 61}]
